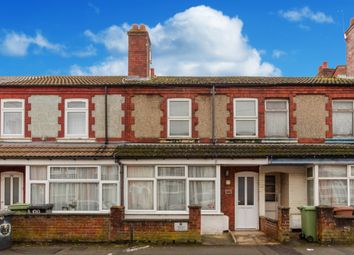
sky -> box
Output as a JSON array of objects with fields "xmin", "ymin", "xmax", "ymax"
[{"xmin": 0, "ymin": 0, "xmax": 352, "ymax": 77}]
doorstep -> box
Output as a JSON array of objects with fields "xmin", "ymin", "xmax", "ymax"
[
  {"xmin": 231, "ymin": 231, "xmax": 279, "ymax": 245},
  {"xmin": 201, "ymin": 233, "xmax": 235, "ymax": 246}
]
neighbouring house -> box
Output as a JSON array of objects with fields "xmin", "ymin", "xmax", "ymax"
[{"xmin": 1, "ymin": 19, "xmax": 354, "ymax": 242}]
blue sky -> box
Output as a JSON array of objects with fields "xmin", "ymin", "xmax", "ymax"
[{"xmin": 0, "ymin": 0, "xmax": 352, "ymax": 77}]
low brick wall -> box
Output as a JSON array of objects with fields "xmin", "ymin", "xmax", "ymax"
[
  {"xmin": 316, "ymin": 206, "xmax": 354, "ymax": 244},
  {"xmin": 11, "ymin": 205, "xmax": 201, "ymax": 243},
  {"xmin": 259, "ymin": 207, "xmax": 290, "ymax": 242}
]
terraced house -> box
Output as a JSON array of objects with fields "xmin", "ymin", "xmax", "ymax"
[{"xmin": 1, "ymin": 19, "xmax": 354, "ymax": 242}]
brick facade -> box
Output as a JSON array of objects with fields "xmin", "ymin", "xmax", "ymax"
[
  {"xmin": 11, "ymin": 205, "xmax": 201, "ymax": 243},
  {"xmin": 259, "ymin": 207, "xmax": 290, "ymax": 242}
]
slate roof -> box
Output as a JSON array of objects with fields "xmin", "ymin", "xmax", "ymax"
[
  {"xmin": 114, "ymin": 143, "xmax": 354, "ymax": 159},
  {"xmin": 0, "ymin": 76, "xmax": 354, "ymax": 87},
  {"xmin": 0, "ymin": 143, "xmax": 116, "ymax": 159}
]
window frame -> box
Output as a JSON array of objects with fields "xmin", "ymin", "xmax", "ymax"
[
  {"xmin": 1, "ymin": 99, "xmax": 25, "ymax": 138},
  {"xmin": 125, "ymin": 165, "xmax": 219, "ymax": 214},
  {"xmin": 332, "ymin": 100, "xmax": 354, "ymax": 137},
  {"xmin": 233, "ymin": 98, "xmax": 258, "ymax": 138},
  {"xmin": 264, "ymin": 99, "xmax": 289, "ymax": 138},
  {"xmin": 167, "ymin": 98, "xmax": 192, "ymax": 138},
  {"xmin": 28, "ymin": 165, "xmax": 119, "ymax": 213},
  {"xmin": 64, "ymin": 99, "xmax": 89, "ymax": 138}
]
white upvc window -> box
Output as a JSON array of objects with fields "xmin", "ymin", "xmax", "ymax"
[
  {"xmin": 167, "ymin": 99, "xmax": 192, "ymax": 138},
  {"xmin": 308, "ymin": 165, "xmax": 354, "ymax": 207},
  {"xmin": 65, "ymin": 99, "xmax": 88, "ymax": 138},
  {"xmin": 125, "ymin": 165, "xmax": 218, "ymax": 214},
  {"xmin": 332, "ymin": 100, "xmax": 354, "ymax": 137},
  {"xmin": 234, "ymin": 98, "xmax": 258, "ymax": 137},
  {"xmin": 265, "ymin": 100, "xmax": 289, "ymax": 137},
  {"xmin": 28, "ymin": 165, "xmax": 119, "ymax": 212},
  {"xmin": 1, "ymin": 99, "xmax": 25, "ymax": 137}
]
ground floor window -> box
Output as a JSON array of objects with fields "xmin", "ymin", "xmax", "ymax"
[
  {"xmin": 28, "ymin": 165, "xmax": 119, "ymax": 212},
  {"xmin": 126, "ymin": 165, "xmax": 218, "ymax": 212},
  {"xmin": 307, "ymin": 165, "xmax": 354, "ymax": 207}
]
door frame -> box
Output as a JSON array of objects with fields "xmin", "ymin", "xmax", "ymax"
[
  {"xmin": 0, "ymin": 171, "xmax": 24, "ymax": 209},
  {"xmin": 235, "ymin": 171, "xmax": 259, "ymax": 230}
]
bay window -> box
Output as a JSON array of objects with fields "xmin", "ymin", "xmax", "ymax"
[
  {"xmin": 167, "ymin": 99, "xmax": 191, "ymax": 137},
  {"xmin": 1, "ymin": 99, "xmax": 24, "ymax": 137},
  {"xmin": 65, "ymin": 99, "xmax": 88, "ymax": 138},
  {"xmin": 29, "ymin": 165, "xmax": 119, "ymax": 212},
  {"xmin": 265, "ymin": 100, "xmax": 289, "ymax": 137},
  {"xmin": 126, "ymin": 165, "xmax": 218, "ymax": 213},
  {"xmin": 234, "ymin": 98, "xmax": 258, "ymax": 137},
  {"xmin": 307, "ymin": 165, "xmax": 354, "ymax": 207},
  {"xmin": 332, "ymin": 100, "xmax": 354, "ymax": 137}
]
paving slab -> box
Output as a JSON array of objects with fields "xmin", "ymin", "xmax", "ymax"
[{"xmin": 232, "ymin": 231, "xmax": 279, "ymax": 245}]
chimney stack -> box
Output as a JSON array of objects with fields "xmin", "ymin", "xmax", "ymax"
[
  {"xmin": 127, "ymin": 24, "xmax": 152, "ymax": 79},
  {"xmin": 345, "ymin": 18, "xmax": 354, "ymax": 78}
]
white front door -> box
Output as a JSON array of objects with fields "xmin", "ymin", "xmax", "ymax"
[
  {"xmin": 1, "ymin": 172, "xmax": 23, "ymax": 209},
  {"xmin": 235, "ymin": 172, "xmax": 259, "ymax": 230}
]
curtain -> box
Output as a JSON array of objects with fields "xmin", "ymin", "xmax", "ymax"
[
  {"xmin": 169, "ymin": 120, "xmax": 189, "ymax": 136},
  {"xmin": 307, "ymin": 180, "xmax": 314, "ymax": 205},
  {"xmin": 333, "ymin": 112, "xmax": 353, "ymax": 136},
  {"xmin": 351, "ymin": 180, "xmax": 354, "ymax": 207},
  {"xmin": 318, "ymin": 165, "xmax": 347, "ymax": 177},
  {"xmin": 189, "ymin": 181, "xmax": 215, "ymax": 210},
  {"xmin": 158, "ymin": 167, "xmax": 185, "ymax": 177},
  {"xmin": 102, "ymin": 184, "xmax": 118, "ymax": 210},
  {"xmin": 127, "ymin": 166, "xmax": 154, "ymax": 178},
  {"xmin": 319, "ymin": 180, "xmax": 347, "ymax": 206},
  {"xmin": 101, "ymin": 165, "xmax": 119, "ymax": 180},
  {"xmin": 3, "ymin": 112, "xmax": 22, "ymax": 135},
  {"xmin": 235, "ymin": 100, "xmax": 256, "ymax": 117},
  {"xmin": 169, "ymin": 101, "xmax": 190, "ymax": 117},
  {"xmin": 67, "ymin": 112, "xmax": 86, "ymax": 135},
  {"xmin": 50, "ymin": 167, "xmax": 97, "ymax": 179},
  {"xmin": 265, "ymin": 112, "xmax": 287, "ymax": 137},
  {"xmin": 30, "ymin": 166, "xmax": 47, "ymax": 180},
  {"xmin": 235, "ymin": 120, "xmax": 256, "ymax": 136},
  {"xmin": 188, "ymin": 166, "xmax": 215, "ymax": 177},
  {"xmin": 49, "ymin": 183, "xmax": 99, "ymax": 211},
  {"xmin": 128, "ymin": 181, "xmax": 153, "ymax": 210},
  {"xmin": 157, "ymin": 180, "xmax": 186, "ymax": 211},
  {"xmin": 31, "ymin": 184, "xmax": 45, "ymax": 205}
]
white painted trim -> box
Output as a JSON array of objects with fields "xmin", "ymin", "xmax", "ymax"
[
  {"xmin": 0, "ymin": 99, "xmax": 25, "ymax": 138},
  {"xmin": 119, "ymin": 158, "xmax": 269, "ymax": 165},
  {"xmin": 167, "ymin": 98, "xmax": 192, "ymax": 138},
  {"xmin": 1, "ymin": 171, "xmax": 24, "ymax": 210},
  {"xmin": 64, "ymin": 98, "xmax": 89, "ymax": 139},
  {"xmin": 0, "ymin": 159, "xmax": 115, "ymax": 166},
  {"xmin": 233, "ymin": 98, "xmax": 258, "ymax": 138}
]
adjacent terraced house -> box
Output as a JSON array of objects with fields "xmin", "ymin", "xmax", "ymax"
[{"xmin": 1, "ymin": 19, "xmax": 354, "ymax": 242}]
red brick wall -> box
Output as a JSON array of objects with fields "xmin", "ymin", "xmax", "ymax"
[
  {"xmin": 11, "ymin": 206, "xmax": 201, "ymax": 243},
  {"xmin": 220, "ymin": 166, "xmax": 259, "ymax": 230},
  {"xmin": 259, "ymin": 207, "xmax": 290, "ymax": 242},
  {"xmin": 259, "ymin": 216, "xmax": 278, "ymax": 240}
]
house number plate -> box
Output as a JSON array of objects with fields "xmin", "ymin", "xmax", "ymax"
[{"xmin": 174, "ymin": 222, "xmax": 188, "ymax": 232}]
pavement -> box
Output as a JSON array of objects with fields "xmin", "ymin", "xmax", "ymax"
[{"xmin": 3, "ymin": 243, "xmax": 354, "ymax": 255}]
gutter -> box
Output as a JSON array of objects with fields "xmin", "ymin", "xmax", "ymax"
[{"xmin": 211, "ymin": 85, "xmax": 216, "ymax": 144}]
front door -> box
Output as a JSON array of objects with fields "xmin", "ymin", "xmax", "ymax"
[
  {"xmin": 235, "ymin": 172, "xmax": 258, "ymax": 230},
  {"xmin": 1, "ymin": 172, "xmax": 23, "ymax": 209}
]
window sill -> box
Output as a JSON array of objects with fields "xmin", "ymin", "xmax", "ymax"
[
  {"xmin": 227, "ymin": 138, "xmax": 297, "ymax": 144},
  {"xmin": 0, "ymin": 138, "xmax": 31, "ymax": 142},
  {"xmin": 325, "ymin": 138, "xmax": 354, "ymax": 144},
  {"xmin": 57, "ymin": 138, "xmax": 96, "ymax": 143},
  {"xmin": 160, "ymin": 138, "xmax": 199, "ymax": 143}
]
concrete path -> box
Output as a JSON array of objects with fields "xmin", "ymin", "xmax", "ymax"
[
  {"xmin": 3, "ymin": 243, "xmax": 354, "ymax": 255},
  {"xmin": 232, "ymin": 231, "xmax": 279, "ymax": 245}
]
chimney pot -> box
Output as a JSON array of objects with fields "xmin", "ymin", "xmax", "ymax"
[
  {"xmin": 322, "ymin": 61, "xmax": 328, "ymax": 68},
  {"xmin": 132, "ymin": 24, "xmax": 139, "ymax": 30},
  {"xmin": 351, "ymin": 18, "xmax": 354, "ymax": 27},
  {"xmin": 140, "ymin": 24, "xmax": 147, "ymax": 31}
]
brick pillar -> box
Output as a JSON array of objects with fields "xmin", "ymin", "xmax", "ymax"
[
  {"xmin": 110, "ymin": 205, "xmax": 125, "ymax": 240},
  {"xmin": 188, "ymin": 205, "xmax": 201, "ymax": 232},
  {"xmin": 277, "ymin": 207, "xmax": 290, "ymax": 242},
  {"xmin": 316, "ymin": 206, "xmax": 335, "ymax": 243}
]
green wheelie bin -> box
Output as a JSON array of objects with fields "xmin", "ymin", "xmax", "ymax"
[{"xmin": 298, "ymin": 206, "xmax": 317, "ymax": 242}]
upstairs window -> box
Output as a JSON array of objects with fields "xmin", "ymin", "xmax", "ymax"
[
  {"xmin": 265, "ymin": 100, "xmax": 289, "ymax": 137},
  {"xmin": 333, "ymin": 100, "xmax": 354, "ymax": 137},
  {"xmin": 65, "ymin": 99, "xmax": 88, "ymax": 138},
  {"xmin": 1, "ymin": 99, "xmax": 24, "ymax": 137},
  {"xmin": 167, "ymin": 99, "xmax": 191, "ymax": 137},
  {"xmin": 234, "ymin": 98, "xmax": 258, "ymax": 137}
]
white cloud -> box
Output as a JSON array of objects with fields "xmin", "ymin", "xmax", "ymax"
[
  {"xmin": 88, "ymin": 2, "xmax": 100, "ymax": 14},
  {"xmin": 0, "ymin": 31, "xmax": 64, "ymax": 56},
  {"xmin": 272, "ymin": 49, "xmax": 286, "ymax": 59},
  {"xmin": 278, "ymin": 7, "xmax": 334, "ymax": 24},
  {"xmin": 72, "ymin": 45, "xmax": 97, "ymax": 57},
  {"xmin": 73, "ymin": 5, "xmax": 281, "ymax": 76}
]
